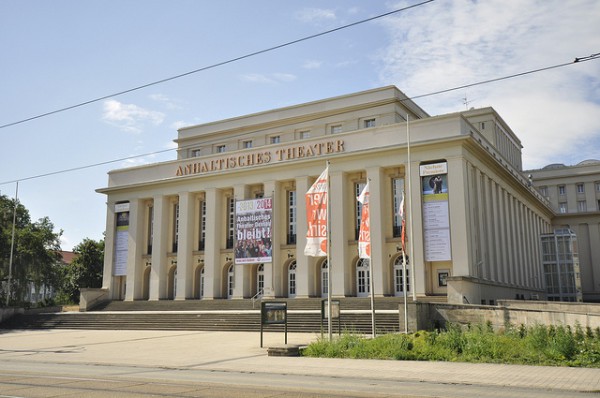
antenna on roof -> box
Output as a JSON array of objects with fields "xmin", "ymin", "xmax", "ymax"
[{"xmin": 462, "ymin": 93, "xmax": 474, "ymax": 110}]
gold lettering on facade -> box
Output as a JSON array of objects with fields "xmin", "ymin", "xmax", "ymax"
[{"xmin": 175, "ymin": 140, "xmax": 345, "ymax": 177}]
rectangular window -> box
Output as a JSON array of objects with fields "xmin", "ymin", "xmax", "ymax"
[
  {"xmin": 558, "ymin": 185, "xmax": 566, "ymax": 195},
  {"xmin": 173, "ymin": 203, "xmax": 179, "ymax": 253},
  {"xmin": 539, "ymin": 186, "xmax": 548, "ymax": 197},
  {"xmin": 227, "ymin": 197, "xmax": 235, "ymax": 249},
  {"xmin": 355, "ymin": 182, "xmax": 366, "ymax": 240},
  {"xmin": 270, "ymin": 136, "xmax": 280, "ymax": 144},
  {"xmin": 559, "ymin": 202, "xmax": 567, "ymax": 214},
  {"xmin": 287, "ymin": 190, "xmax": 297, "ymax": 244},
  {"xmin": 597, "ymin": 199, "xmax": 600, "ymax": 211},
  {"xmin": 255, "ymin": 192, "xmax": 264, "ymax": 199},
  {"xmin": 191, "ymin": 149, "xmax": 202, "ymax": 157},
  {"xmin": 216, "ymin": 145, "xmax": 226, "ymax": 153},
  {"xmin": 242, "ymin": 140, "xmax": 252, "ymax": 149},
  {"xmin": 330, "ymin": 125, "xmax": 342, "ymax": 134},
  {"xmin": 198, "ymin": 200, "xmax": 206, "ymax": 251},
  {"xmin": 392, "ymin": 178, "xmax": 404, "ymax": 237},
  {"xmin": 364, "ymin": 118, "xmax": 376, "ymax": 128},
  {"xmin": 298, "ymin": 130, "xmax": 310, "ymax": 139},
  {"xmin": 577, "ymin": 183, "xmax": 585, "ymax": 194},
  {"xmin": 578, "ymin": 200, "xmax": 587, "ymax": 212},
  {"xmin": 147, "ymin": 205, "xmax": 154, "ymax": 255},
  {"xmin": 596, "ymin": 182, "xmax": 600, "ymax": 192}
]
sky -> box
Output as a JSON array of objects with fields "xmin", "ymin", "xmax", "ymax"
[{"xmin": 1, "ymin": 0, "xmax": 599, "ymax": 251}]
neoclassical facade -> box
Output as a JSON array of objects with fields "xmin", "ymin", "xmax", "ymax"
[{"xmin": 98, "ymin": 86, "xmax": 555, "ymax": 305}]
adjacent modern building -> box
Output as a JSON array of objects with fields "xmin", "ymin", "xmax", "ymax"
[
  {"xmin": 528, "ymin": 160, "xmax": 600, "ymax": 302},
  {"xmin": 97, "ymin": 86, "xmax": 568, "ymax": 305}
]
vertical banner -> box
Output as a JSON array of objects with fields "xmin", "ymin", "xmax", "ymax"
[
  {"xmin": 357, "ymin": 181, "xmax": 371, "ymax": 259},
  {"xmin": 420, "ymin": 162, "xmax": 452, "ymax": 261},
  {"xmin": 304, "ymin": 167, "xmax": 328, "ymax": 257},
  {"xmin": 235, "ymin": 197, "xmax": 273, "ymax": 264},
  {"xmin": 113, "ymin": 202, "xmax": 130, "ymax": 276}
]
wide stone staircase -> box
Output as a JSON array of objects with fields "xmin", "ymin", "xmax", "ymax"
[{"xmin": 0, "ymin": 297, "xmax": 429, "ymax": 334}]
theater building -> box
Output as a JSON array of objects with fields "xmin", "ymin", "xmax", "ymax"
[{"xmin": 97, "ymin": 86, "xmax": 556, "ymax": 305}]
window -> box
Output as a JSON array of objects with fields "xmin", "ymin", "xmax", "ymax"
[
  {"xmin": 355, "ymin": 182, "xmax": 366, "ymax": 240},
  {"xmin": 330, "ymin": 125, "xmax": 342, "ymax": 134},
  {"xmin": 198, "ymin": 200, "xmax": 206, "ymax": 251},
  {"xmin": 577, "ymin": 183, "xmax": 585, "ymax": 194},
  {"xmin": 364, "ymin": 118, "xmax": 376, "ymax": 128},
  {"xmin": 191, "ymin": 149, "xmax": 202, "ymax": 157},
  {"xmin": 596, "ymin": 182, "xmax": 600, "ymax": 192},
  {"xmin": 539, "ymin": 186, "xmax": 548, "ymax": 197},
  {"xmin": 597, "ymin": 199, "xmax": 600, "ymax": 211},
  {"xmin": 558, "ymin": 185, "xmax": 566, "ymax": 195},
  {"xmin": 242, "ymin": 140, "xmax": 252, "ymax": 149},
  {"xmin": 578, "ymin": 201, "xmax": 587, "ymax": 212},
  {"xmin": 147, "ymin": 205, "xmax": 154, "ymax": 255},
  {"xmin": 392, "ymin": 178, "xmax": 404, "ymax": 237},
  {"xmin": 172, "ymin": 203, "xmax": 179, "ymax": 253},
  {"xmin": 287, "ymin": 190, "xmax": 297, "ymax": 244},
  {"xmin": 270, "ymin": 136, "xmax": 280, "ymax": 144},
  {"xmin": 559, "ymin": 202, "xmax": 567, "ymax": 214},
  {"xmin": 216, "ymin": 144, "xmax": 226, "ymax": 153},
  {"xmin": 480, "ymin": 122, "xmax": 485, "ymax": 130},
  {"xmin": 226, "ymin": 197, "xmax": 235, "ymax": 248},
  {"xmin": 298, "ymin": 130, "xmax": 310, "ymax": 139}
]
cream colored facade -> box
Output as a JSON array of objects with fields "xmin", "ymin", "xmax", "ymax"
[
  {"xmin": 97, "ymin": 86, "xmax": 554, "ymax": 305},
  {"xmin": 528, "ymin": 160, "xmax": 600, "ymax": 301}
]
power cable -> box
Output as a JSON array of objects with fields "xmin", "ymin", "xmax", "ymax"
[
  {"xmin": 0, "ymin": 52, "xmax": 598, "ymax": 186},
  {"xmin": 0, "ymin": 0, "xmax": 435, "ymax": 130}
]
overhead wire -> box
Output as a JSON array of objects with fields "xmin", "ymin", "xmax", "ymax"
[
  {"xmin": 0, "ymin": 52, "xmax": 599, "ymax": 187},
  {"xmin": 0, "ymin": 0, "xmax": 435, "ymax": 131}
]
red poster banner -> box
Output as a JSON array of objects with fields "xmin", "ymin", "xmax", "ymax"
[
  {"xmin": 357, "ymin": 182, "xmax": 370, "ymax": 259},
  {"xmin": 304, "ymin": 167, "xmax": 328, "ymax": 257}
]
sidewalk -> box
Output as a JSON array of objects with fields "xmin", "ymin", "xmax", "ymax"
[{"xmin": 1, "ymin": 329, "xmax": 599, "ymax": 393}]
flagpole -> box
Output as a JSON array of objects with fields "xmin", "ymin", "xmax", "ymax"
[
  {"xmin": 407, "ymin": 114, "xmax": 416, "ymax": 302},
  {"xmin": 326, "ymin": 161, "xmax": 332, "ymax": 341},
  {"xmin": 6, "ymin": 181, "xmax": 18, "ymax": 307}
]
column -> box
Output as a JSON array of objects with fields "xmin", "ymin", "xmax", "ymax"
[
  {"xmin": 232, "ymin": 184, "xmax": 248, "ymax": 299},
  {"xmin": 150, "ymin": 195, "xmax": 169, "ymax": 300},
  {"xmin": 329, "ymin": 170, "xmax": 348, "ymax": 296},
  {"xmin": 263, "ymin": 180, "xmax": 280, "ymax": 298},
  {"xmin": 125, "ymin": 199, "xmax": 144, "ymax": 301},
  {"xmin": 366, "ymin": 167, "xmax": 386, "ymax": 296},
  {"xmin": 102, "ymin": 201, "xmax": 116, "ymax": 297},
  {"xmin": 176, "ymin": 191, "xmax": 195, "ymax": 300},
  {"xmin": 203, "ymin": 188, "xmax": 223, "ymax": 299},
  {"xmin": 295, "ymin": 176, "xmax": 311, "ymax": 297}
]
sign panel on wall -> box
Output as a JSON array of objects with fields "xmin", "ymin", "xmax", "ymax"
[
  {"xmin": 113, "ymin": 202, "xmax": 130, "ymax": 276},
  {"xmin": 420, "ymin": 162, "xmax": 452, "ymax": 261},
  {"xmin": 235, "ymin": 197, "xmax": 273, "ymax": 264}
]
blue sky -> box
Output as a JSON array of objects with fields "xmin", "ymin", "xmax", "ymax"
[{"xmin": 1, "ymin": 0, "xmax": 599, "ymax": 250}]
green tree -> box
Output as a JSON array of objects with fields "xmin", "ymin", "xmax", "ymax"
[
  {"xmin": 1, "ymin": 194, "xmax": 62, "ymax": 306},
  {"xmin": 60, "ymin": 238, "xmax": 104, "ymax": 303}
]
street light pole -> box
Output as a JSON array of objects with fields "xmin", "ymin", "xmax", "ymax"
[{"xmin": 6, "ymin": 181, "xmax": 18, "ymax": 307}]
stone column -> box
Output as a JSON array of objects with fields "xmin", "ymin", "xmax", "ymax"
[
  {"xmin": 125, "ymin": 199, "xmax": 144, "ymax": 301},
  {"xmin": 232, "ymin": 184, "xmax": 248, "ymax": 299},
  {"xmin": 263, "ymin": 180, "xmax": 279, "ymax": 298},
  {"xmin": 176, "ymin": 191, "xmax": 195, "ymax": 300},
  {"xmin": 150, "ymin": 195, "xmax": 169, "ymax": 300},
  {"xmin": 102, "ymin": 201, "xmax": 116, "ymax": 298},
  {"xmin": 203, "ymin": 188, "xmax": 223, "ymax": 299},
  {"xmin": 295, "ymin": 176, "xmax": 311, "ymax": 297},
  {"xmin": 366, "ymin": 166, "xmax": 386, "ymax": 296},
  {"xmin": 329, "ymin": 169, "xmax": 348, "ymax": 296}
]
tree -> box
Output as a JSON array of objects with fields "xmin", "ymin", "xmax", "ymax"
[
  {"xmin": 0, "ymin": 194, "xmax": 62, "ymax": 306},
  {"xmin": 60, "ymin": 238, "xmax": 104, "ymax": 303}
]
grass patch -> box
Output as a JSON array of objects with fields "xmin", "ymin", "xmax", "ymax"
[{"xmin": 302, "ymin": 322, "xmax": 600, "ymax": 367}]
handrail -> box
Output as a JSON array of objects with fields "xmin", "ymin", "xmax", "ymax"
[{"xmin": 251, "ymin": 289, "xmax": 264, "ymax": 309}]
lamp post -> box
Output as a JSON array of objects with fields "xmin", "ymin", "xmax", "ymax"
[{"xmin": 6, "ymin": 181, "xmax": 18, "ymax": 307}]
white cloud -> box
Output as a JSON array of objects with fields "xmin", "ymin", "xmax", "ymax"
[
  {"xmin": 378, "ymin": 0, "xmax": 600, "ymax": 169},
  {"xmin": 102, "ymin": 99, "xmax": 165, "ymax": 133},
  {"xmin": 149, "ymin": 93, "xmax": 184, "ymax": 110},
  {"xmin": 239, "ymin": 73, "xmax": 298, "ymax": 84},
  {"xmin": 303, "ymin": 60, "xmax": 323, "ymax": 69},
  {"xmin": 295, "ymin": 8, "xmax": 336, "ymax": 24}
]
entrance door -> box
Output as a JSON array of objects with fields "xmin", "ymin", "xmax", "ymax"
[
  {"xmin": 393, "ymin": 255, "xmax": 410, "ymax": 296},
  {"xmin": 321, "ymin": 260, "xmax": 329, "ymax": 298},
  {"xmin": 288, "ymin": 261, "xmax": 297, "ymax": 298},
  {"xmin": 257, "ymin": 264, "xmax": 265, "ymax": 296},
  {"xmin": 356, "ymin": 258, "xmax": 370, "ymax": 297}
]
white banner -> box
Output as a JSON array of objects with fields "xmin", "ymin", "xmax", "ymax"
[{"xmin": 357, "ymin": 181, "xmax": 371, "ymax": 259}]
